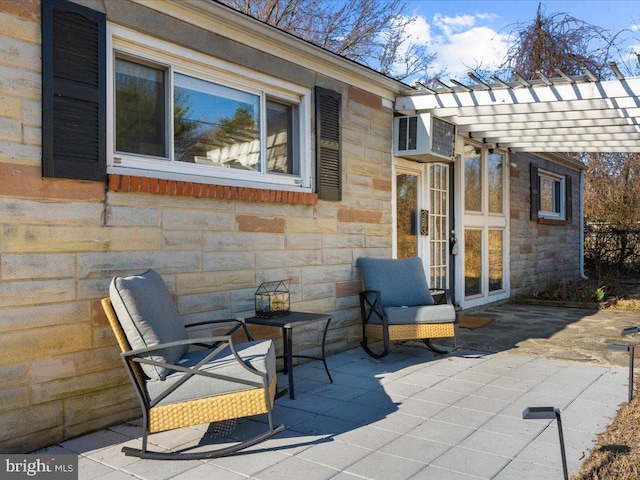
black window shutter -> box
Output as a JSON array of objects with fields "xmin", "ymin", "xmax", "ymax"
[
  {"xmin": 42, "ymin": 0, "xmax": 106, "ymax": 181},
  {"xmin": 565, "ymin": 175, "xmax": 573, "ymax": 222},
  {"xmin": 530, "ymin": 162, "xmax": 539, "ymax": 221},
  {"xmin": 315, "ymin": 87, "xmax": 342, "ymax": 201}
]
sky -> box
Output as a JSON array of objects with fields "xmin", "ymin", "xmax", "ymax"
[{"xmin": 403, "ymin": 0, "xmax": 640, "ymax": 81}]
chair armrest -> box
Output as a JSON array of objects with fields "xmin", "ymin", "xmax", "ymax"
[
  {"xmin": 429, "ymin": 288, "xmax": 453, "ymax": 305},
  {"xmin": 359, "ymin": 290, "xmax": 386, "ymax": 325},
  {"xmin": 185, "ymin": 318, "xmax": 255, "ymax": 341},
  {"xmin": 123, "ymin": 336, "xmax": 271, "ymax": 381},
  {"xmin": 123, "ymin": 335, "xmax": 235, "ymax": 357}
]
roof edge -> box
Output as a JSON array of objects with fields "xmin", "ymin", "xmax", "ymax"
[{"xmin": 132, "ymin": 0, "xmax": 412, "ymax": 99}]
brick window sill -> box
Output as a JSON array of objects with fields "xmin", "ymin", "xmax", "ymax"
[{"xmin": 108, "ymin": 174, "xmax": 318, "ymax": 205}]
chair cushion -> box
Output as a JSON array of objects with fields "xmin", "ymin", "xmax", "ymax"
[
  {"xmin": 383, "ymin": 304, "xmax": 456, "ymax": 325},
  {"xmin": 357, "ymin": 257, "xmax": 434, "ymax": 307},
  {"xmin": 147, "ymin": 339, "xmax": 276, "ymax": 406},
  {"xmin": 109, "ymin": 269, "xmax": 188, "ymax": 380}
]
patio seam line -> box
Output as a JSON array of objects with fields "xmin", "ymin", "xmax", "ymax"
[{"xmin": 389, "ymin": 347, "xmax": 573, "ymax": 479}]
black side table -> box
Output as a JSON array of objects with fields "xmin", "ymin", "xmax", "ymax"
[{"xmin": 245, "ymin": 311, "xmax": 333, "ymax": 399}]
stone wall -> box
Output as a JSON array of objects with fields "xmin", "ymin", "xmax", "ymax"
[
  {"xmin": 509, "ymin": 152, "xmax": 582, "ymax": 295},
  {"xmin": 0, "ymin": 0, "xmax": 393, "ymax": 452}
]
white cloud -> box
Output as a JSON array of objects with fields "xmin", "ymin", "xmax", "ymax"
[
  {"xmin": 389, "ymin": 10, "xmax": 512, "ymax": 83},
  {"xmin": 403, "ymin": 12, "xmax": 512, "ymax": 81},
  {"xmin": 434, "ymin": 26, "xmax": 511, "ymax": 79},
  {"xmin": 404, "ymin": 14, "xmax": 433, "ymax": 46},
  {"xmin": 432, "ymin": 13, "xmax": 476, "ymax": 37},
  {"xmin": 476, "ymin": 12, "xmax": 500, "ymax": 21}
]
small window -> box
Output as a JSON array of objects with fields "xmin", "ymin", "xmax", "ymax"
[{"xmin": 538, "ymin": 170, "xmax": 566, "ymax": 219}]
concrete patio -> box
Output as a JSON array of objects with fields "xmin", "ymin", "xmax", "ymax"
[{"xmin": 37, "ymin": 304, "xmax": 640, "ymax": 479}]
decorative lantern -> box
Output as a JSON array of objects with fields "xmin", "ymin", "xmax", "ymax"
[{"xmin": 255, "ymin": 280, "xmax": 290, "ymax": 318}]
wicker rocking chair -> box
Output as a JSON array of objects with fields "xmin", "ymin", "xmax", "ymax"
[
  {"xmin": 103, "ymin": 269, "xmax": 284, "ymax": 460},
  {"xmin": 357, "ymin": 257, "xmax": 458, "ymax": 358}
]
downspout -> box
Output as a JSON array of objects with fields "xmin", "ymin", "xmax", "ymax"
[{"xmin": 580, "ymin": 168, "xmax": 588, "ymax": 279}]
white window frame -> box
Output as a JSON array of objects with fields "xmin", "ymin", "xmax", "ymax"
[
  {"xmin": 106, "ymin": 24, "xmax": 312, "ymax": 191},
  {"xmin": 538, "ymin": 169, "xmax": 566, "ymax": 220}
]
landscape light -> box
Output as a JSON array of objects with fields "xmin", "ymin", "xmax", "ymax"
[
  {"xmin": 621, "ymin": 326, "xmax": 640, "ymax": 336},
  {"xmin": 608, "ymin": 343, "xmax": 635, "ymax": 403},
  {"xmin": 522, "ymin": 407, "xmax": 568, "ymax": 480}
]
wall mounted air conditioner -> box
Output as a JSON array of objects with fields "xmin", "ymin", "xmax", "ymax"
[{"xmin": 393, "ymin": 113, "xmax": 456, "ymax": 162}]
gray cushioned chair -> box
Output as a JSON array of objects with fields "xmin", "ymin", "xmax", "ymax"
[
  {"xmin": 103, "ymin": 269, "xmax": 284, "ymax": 460},
  {"xmin": 357, "ymin": 257, "xmax": 458, "ymax": 358}
]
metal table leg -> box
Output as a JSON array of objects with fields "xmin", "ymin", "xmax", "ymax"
[
  {"xmin": 321, "ymin": 317, "xmax": 333, "ymax": 383},
  {"xmin": 283, "ymin": 326, "xmax": 294, "ymax": 399}
]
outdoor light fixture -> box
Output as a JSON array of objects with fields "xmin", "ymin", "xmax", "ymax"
[
  {"xmin": 522, "ymin": 407, "xmax": 568, "ymax": 480},
  {"xmin": 621, "ymin": 326, "xmax": 640, "ymax": 336},
  {"xmin": 608, "ymin": 343, "xmax": 635, "ymax": 403}
]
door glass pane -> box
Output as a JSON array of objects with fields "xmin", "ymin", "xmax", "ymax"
[
  {"xmin": 465, "ymin": 229, "xmax": 482, "ymax": 297},
  {"xmin": 174, "ymin": 73, "xmax": 260, "ymax": 170},
  {"xmin": 396, "ymin": 173, "xmax": 418, "ymax": 259},
  {"xmin": 464, "ymin": 147, "xmax": 482, "ymax": 212},
  {"xmin": 489, "ymin": 230, "xmax": 503, "ymax": 292},
  {"xmin": 115, "ymin": 57, "xmax": 166, "ymax": 157},
  {"xmin": 429, "ymin": 164, "xmax": 448, "ymax": 289},
  {"xmin": 488, "ymin": 152, "xmax": 504, "ymax": 214}
]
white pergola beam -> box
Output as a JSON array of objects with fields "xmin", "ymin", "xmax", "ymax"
[
  {"xmin": 395, "ymin": 77, "xmax": 640, "ymax": 112},
  {"xmin": 511, "ymin": 146, "xmax": 640, "ymax": 153},
  {"xmin": 462, "ymin": 124, "xmax": 637, "ymax": 137},
  {"xmin": 443, "ymin": 109, "xmax": 633, "ymax": 125},
  {"xmin": 425, "ymin": 97, "xmax": 640, "ymax": 118},
  {"xmin": 478, "ymin": 133, "xmax": 638, "ymax": 143}
]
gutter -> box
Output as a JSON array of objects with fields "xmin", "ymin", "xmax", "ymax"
[{"xmin": 580, "ymin": 168, "xmax": 588, "ymax": 279}]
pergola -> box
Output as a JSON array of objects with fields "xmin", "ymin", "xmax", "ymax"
[{"xmin": 395, "ymin": 64, "xmax": 640, "ymax": 154}]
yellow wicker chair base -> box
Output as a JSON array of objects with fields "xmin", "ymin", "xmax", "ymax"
[
  {"xmin": 365, "ymin": 322, "xmax": 456, "ymax": 342},
  {"xmin": 149, "ymin": 378, "xmax": 277, "ymax": 433}
]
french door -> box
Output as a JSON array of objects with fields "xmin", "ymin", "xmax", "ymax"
[{"xmin": 459, "ymin": 143, "xmax": 509, "ymax": 308}]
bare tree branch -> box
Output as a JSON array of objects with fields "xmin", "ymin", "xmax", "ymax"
[{"xmin": 217, "ymin": 0, "xmax": 436, "ymax": 81}]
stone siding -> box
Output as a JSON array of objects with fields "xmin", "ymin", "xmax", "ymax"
[
  {"xmin": 0, "ymin": 1, "xmax": 393, "ymax": 452},
  {"xmin": 509, "ymin": 152, "xmax": 581, "ymax": 295}
]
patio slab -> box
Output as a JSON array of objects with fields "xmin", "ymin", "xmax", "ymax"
[{"xmin": 36, "ymin": 304, "xmax": 635, "ymax": 479}]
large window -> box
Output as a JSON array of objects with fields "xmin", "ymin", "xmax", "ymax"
[{"xmin": 108, "ymin": 26, "xmax": 310, "ymax": 189}]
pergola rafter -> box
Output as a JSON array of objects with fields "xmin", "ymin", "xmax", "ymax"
[{"xmin": 395, "ymin": 64, "xmax": 640, "ymax": 153}]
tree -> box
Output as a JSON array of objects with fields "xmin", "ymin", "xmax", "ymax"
[
  {"xmin": 498, "ymin": 4, "xmax": 640, "ymax": 275},
  {"xmin": 217, "ymin": 0, "xmax": 435, "ymax": 81},
  {"xmin": 582, "ymin": 152, "xmax": 640, "ymax": 274},
  {"xmin": 500, "ymin": 3, "xmax": 615, "ymax": 80}
]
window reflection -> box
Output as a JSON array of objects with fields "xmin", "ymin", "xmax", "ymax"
[
  {"xmin": 488, "ymin": 153, "xmax": 503, "ymax": 214},
  {"xmin": 464, "ymin": 150, "xmax": 482, "ymax": 212},
  {"xmin": 489, "ymin": 230, "xmax": 503, "ymax": 292},
  {"xmin": 266, "ymin": 99, "xmax": 298, "ymax": 175},
  {"xmin": 115, "ymin": 57, "xmax": 166, "ymax": 157},
  {"xmin": 465, "ymin": 229, "xmax": 482, "ymax": 297},
  {"xmin": 174, "ymin": 73, "xmax": 260, "ymax": 171},
  {"xmin": 397, "ymin": 173, "xmax": 418, "ymax": 259}
]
